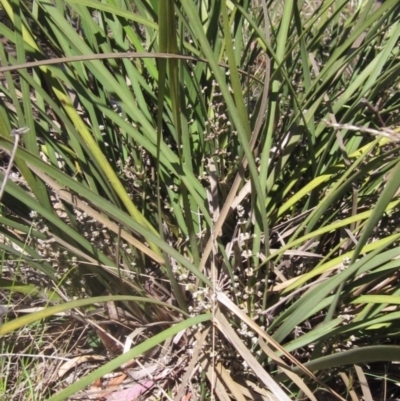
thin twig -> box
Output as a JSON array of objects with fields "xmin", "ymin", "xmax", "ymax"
[
  {"xmin": 260, "ymin": 275, "xmax": 329, "ymax": 316},
  {"xmin": 324, "ymin": 121, "xmax": 400, "ymax": 141},
  {"xmin": 0, "ymin": 51, "xmax": 262, "ymax": 83},
  {"xmin": 0, "ymin": 127, "xmax": 29, "ymax": 202},
  {"xmin": 0, "ymin": 353, "xmax": 72, "ymax": 362}
]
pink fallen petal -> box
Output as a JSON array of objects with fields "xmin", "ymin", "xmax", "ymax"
[{"xmin": 104, "ymin": 380, "xmax": 154, "ymax": 401}]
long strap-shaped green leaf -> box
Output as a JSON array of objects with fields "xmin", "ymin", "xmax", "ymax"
[
  {"xmin": 275, "ymin": 346, "xmax": 400, "ymax": 379},
  {"xmin": 156, "ymin": 0, "xmax": 187, "ymax": 310},
  {"xmin": 351, "ymin": 159, "xmax": 400, "ymax": 264},
  {"xmin": 64, "ymin": 0, "xmax": 158, "ymax": 29},
  {"xmin": 0, "ymin": 0, "xmax": 54, "ymax": 209}
]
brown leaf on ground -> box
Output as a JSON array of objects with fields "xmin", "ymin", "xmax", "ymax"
[{"xmin": 57, "ymin": 355, "xmax": 106, "ymax": 379}]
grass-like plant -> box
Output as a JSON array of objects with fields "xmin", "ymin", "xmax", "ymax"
[{"xmin": 0, "ymin": 0, "xmax": 400, "ymax": 400}]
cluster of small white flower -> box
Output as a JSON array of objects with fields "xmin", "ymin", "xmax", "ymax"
[{"xmin": 187, "ymin": 286, "xmax": 212, "ymax": 315}]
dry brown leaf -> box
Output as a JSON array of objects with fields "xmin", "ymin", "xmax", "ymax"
[
  {"xmin": 90, "ymin": 377, "xmax": 102, "ymax": 392},
  {"xmin": 354, "ymin": 365, "xmax": 373, "ymax": 401},
  {"xmin": 236, "ymin": 379, "xmax": 279, "ymax": 401},
  {"xmin": 214, "ymin": 308, "xmax": 292, "ymax": 401},
  {"xmin": 174, "ymin": 327, "xmax": 210, "ymax": 401},
  {"xmin": 339, "ymin": 371, "xmax": 359, "ymax": 401},
  {"xmin": 217, "ymin": 292, "xmax": 346, "ymax": 401},
  {"xmin": 57, "ymin": 355, "xmax": 106, "ymax": 379},
  {"xmin": 215, "ymin": 362, "xmax": 248, "ymax": 401},
  {"xmin": 200, "ymin": 358, "xmax": 231, "ymax": 401},
  {"xmin": 181, "ymin": 393, "xmax": 192, "ymax": 401},
  {"xmin": 107, "ymin": 301, "xmax": 119, "ymax": 321},
  {"xmin": 94, "ymin": 326, "xmax": 124, "ymax": 355},
  {"xmin": 107, "ymin": 373, "xmax": 127, "ymax": 387},
  {"xmin": 258, "ymin": 338, "xmax": 317, "ymax": 401},
  {"xmin": 96, "ymin": 373, "xmax": 128, "ymax": 399}
]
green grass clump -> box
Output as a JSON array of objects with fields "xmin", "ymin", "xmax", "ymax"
[{"xmin": 0, "ymin": 0, "xmax": 400, "ymax": 400}]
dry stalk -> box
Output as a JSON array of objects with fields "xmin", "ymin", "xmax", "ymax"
[{"xmin": 0, "ymin": 126, "xmax": 29, "ymax": 202}]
